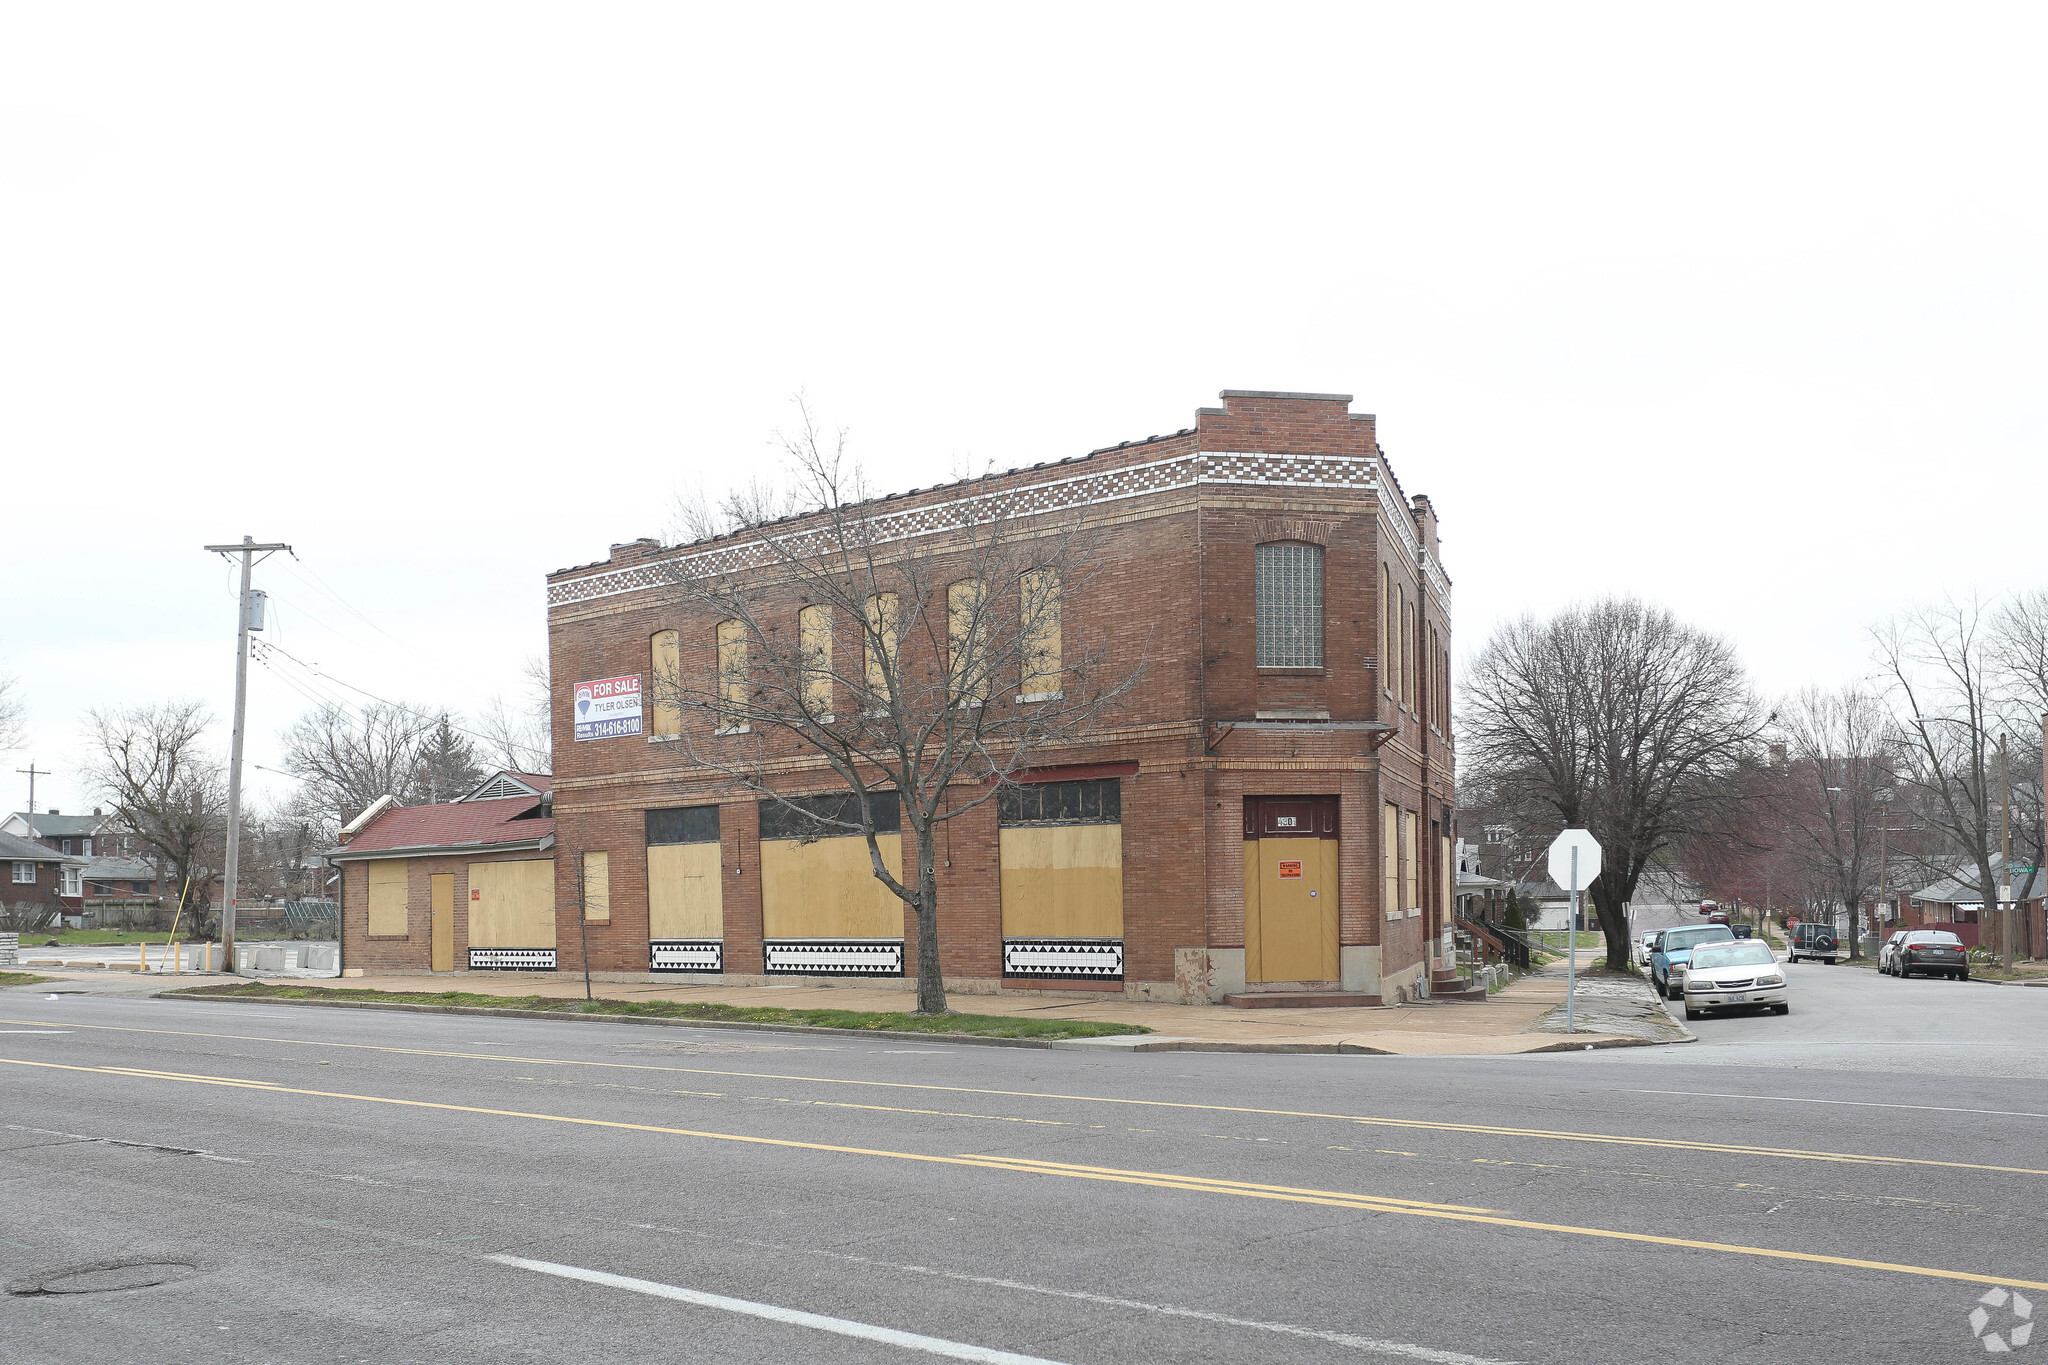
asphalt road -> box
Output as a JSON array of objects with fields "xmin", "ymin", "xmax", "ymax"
[{"xmin": 3, "ymin": 971, "xmax": 2046, "ymax": 1364}]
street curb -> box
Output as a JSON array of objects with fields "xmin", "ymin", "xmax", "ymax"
[{"xmin": 147, "ymin": 990, "xmax": 1674, "ymax": 1055}]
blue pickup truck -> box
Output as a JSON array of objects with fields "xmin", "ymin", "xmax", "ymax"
[{"xmin": 1650, "ymin": 923, "xmax": 1738, "ymax": 1001}]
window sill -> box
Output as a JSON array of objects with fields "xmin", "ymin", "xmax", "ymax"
[
  {"xmin": 1258, "ymin": 667, "xmax": 1325, "ymax": 676},
  {"xmin": 648, "ymin": 732, "xmax": 683, "ymax": 743},
  {"xmin": 1016, "ymin": 690, "xmax": 1064, "ymax": 704},
  {"xmin": 715, "ymin": 724, "xmax": 751, "ymax": 736}
]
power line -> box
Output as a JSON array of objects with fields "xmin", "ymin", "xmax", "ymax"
[{"xmin": 250, "ymin": 638, "xmax": 511, "ymax": 750}]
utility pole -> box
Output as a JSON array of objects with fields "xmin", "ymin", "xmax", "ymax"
[
  {"xmin": 15, "ymin": 762, "xmax": 49, "ymax": 835},
  {"xmin": 204, "ymin": 536, "xmax": 290, "ymax": 973}
]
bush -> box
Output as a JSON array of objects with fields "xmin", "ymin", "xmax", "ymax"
[{"xmin": 1504, "ymin": 890, "xmax": 1526, "ymax": 931}]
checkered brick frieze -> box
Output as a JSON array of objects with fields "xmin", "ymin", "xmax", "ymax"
[{"xmin": 546, "ymin": 452, "xmax": 1421, "ymax": 609}]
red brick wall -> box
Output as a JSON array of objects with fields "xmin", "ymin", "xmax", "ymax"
[{"xmin": 539, "ymin": 390, "xmax": 1452, "ymax": 991}]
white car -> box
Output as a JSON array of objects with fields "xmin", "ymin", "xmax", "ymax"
[
  {"xmin": 1632, "ymin": 931, "xmax": 1659, "ymax": 968},
  {"xmin": 1682, "ymin": 939, "xmax": 1789, "ymax": 1019}
]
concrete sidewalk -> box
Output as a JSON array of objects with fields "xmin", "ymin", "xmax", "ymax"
[{"xmin": 13, "ymin": 953, "xmax": 1686, "ymax": 1055}]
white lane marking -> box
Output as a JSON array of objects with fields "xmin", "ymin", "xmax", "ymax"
[
  {"xmin": 630, "ymin": 1224, "xmax": 1523, "ymax": 1364},
  {"xmin": 486, "ymin": 1254, "xmax": 1074, "ymax": 1364},
  {"xmin": 0, "ymin": 1030, "xmax": 70, "ymax": 1034},
  {"xmin": 1628, "ymin": 1090, "xmax": 2048, "ymax": 1120}
]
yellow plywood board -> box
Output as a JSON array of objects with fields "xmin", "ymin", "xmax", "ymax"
[
  {"xmin": 583, "ymin": 851, "xmax": 611, "ymax": 923},
  {"xmin": 761, "ymin": 833, "xmax": 903, "ymax": 939},
  {"xmin": 1244, "ymin": 840, "xmax": 1263, "ymax": 982},
  {"xmin": 999, "ymin": 824, "xmax": 1122, "ymax": 938},
  {"xmin": 430, "ymin": 873, "xmax": 454, "ymax": 972},
  {"xmin": 1250, "ymin": 837, "xmax": 1339, "ymax": 982},
  {"xmin": 649, "ymin": 842, "xmax": 724, "ymax": 939},
  {"xmin": 367, "ymin": 860, "xmax": 408, "ymax": 937},
  {"xmin": 468, "ymin": 858, "xmax": 557, "ymax": 949}
]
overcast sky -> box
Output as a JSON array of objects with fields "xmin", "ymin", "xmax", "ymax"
[{"xmin": 4, "ymin": 4, "xmax": 2043, "ymax": 821}]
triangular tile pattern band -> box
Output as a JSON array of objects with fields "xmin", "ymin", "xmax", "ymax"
[
  {"xmin": 650, "ymin": 939, "xmax": 724, "ymax": 973},
  {"xmin": 763, "ymin": 938, "xmax": 905, "ymax": 977},
  {"xmin": 1002, "ymin": 938, "xmax": 1124, "ymax": 978},
  {"xmin": 469, "ymin": 947, "xmax": 557, "ymax": 971}
]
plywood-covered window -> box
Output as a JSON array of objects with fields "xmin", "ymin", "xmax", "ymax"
[
  {"xmin": 367, "ymin": 860, "xmax": 408, "ymax": 936},
  {"xmin": 650, "ymin": 630, "xmax": 682, "ymax": 737},
  {"xmin": 759, "ymin": 792, "xmax": 902, "ymax": 940},
  {"xmin": 582, "ymin": 851, "xmax": 611, "ymax": 923},
  {"xmin": 716, "ymin": 619, "xmax": 748, "ymax": 732},
  {"xmin": 647, "ymin": 805, "xmax": 722, "ymax": 940},
  {"xmin": 1401, "ymin": 809, "xmax": 1418, "ymax": 914},
  {"xmin": 1255, "ymin": 542, "xmax": 1323, "ymax": 667},
  {"xmin": 467, "ymin": 858, "xmax": 556, "ymax": 949},
  {"xmin": 799, "ymin": 604, "xmax": 834, "ymax": 718},
  {"xmin": 999, "ymin": 778, "xmax": 1123, "ymax": 940},
  {"xmin": 864, "ymin": 592, "xmax": 898, "ymax": 705},
  {"xmin": 1440, "ymin": 834, "xmax": 1453, "ymax": 921},
  {"xmin": 948, "ymin": 579, "xmax": 987, "ymax": 702},
  {"xmin": 1382, "ymin": 802, "xmax": 1399, "ymax": 919},
  {"xmin": 1400, "ymin": 591, "xmax": 1413, "ymax": 707},
  {"xmin": 1380, "ymin": 563, "xmax": 1392, "ymax": 694},
  {"xmin": 1019, "ymin": 568, "xmax": 1061, "ymax": 700}
]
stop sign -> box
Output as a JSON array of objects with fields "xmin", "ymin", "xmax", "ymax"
[{"xmin": 1547, "ymin": 829, "xmax": 1602, "ymax": 892}]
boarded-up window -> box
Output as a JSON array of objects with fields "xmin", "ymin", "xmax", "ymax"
[
  {"xmin": 650, "ymin": 630, "xmax": 682, "ymax": 737},
  {"xmin": 1382, "ymin": 803, "xmax": 1399, "ymax": 918},
  {"xmin": 1401, "ymin": 596, "xmax": 1414, "ymax": 706},
  {"xmin": 1020, "ymin": 568, "xmax": 1061, "ymax": 698},
  {"xmin": 759, "ymin": 794, "xmax": 902, "ymax": 939},
  {"xmin": 1440, "ymin": 834, "xmax": 1453, "ymax": 921},
  {"xmin": 799, "ymin": 604, "xmax": 833, "ymax": 717},
  {"xmin": 367, "ymin": 860, "xmax": 408, "ymax": 936},
  {"xmin": 1255, "ymin": 543, "xmax": 1323, "ymax": 667},
  {"xmin": 716, "ymin": 620, "xmax": 747, "ymax": 730},
  {"xmin": 999, "ymin": 778, "xmax": 1122, "ymax": 939},
  {"xmin": 948, "ymin": 579, "xmax": 986, "ymax": 701},
  {"xmin": 865, "ymin": 592, "xmax": 898, "ymax": 704},
  {"xmin": 468, "ymin": 859, "xmax": 556, "ymax": 949},
  {"xmin": 1401, "ymin": 810, "xmax": 1418, "ymax": 913},
  {"xmin": 1380, "ymin": 564, "xmax": 1392, "ymax": 694},
  {"xmin": 647, "ymin": 805, "xmax": 721, "ymax": 940},
  {"xmin": 582, "ymin": 851, "xmax": 611, "ymax": 923}
]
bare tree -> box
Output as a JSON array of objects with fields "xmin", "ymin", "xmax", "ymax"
[
  {"xmin": 1875, "ymin": 599, "xmax": 2008, "ymax": 947},
  {"xmin": 1991, "ymin": 590, "xmax": 2048, "ymax": 872},
  {"xmin": 479, "ymin": 654, "xmax": 552, "ymax": 774},
  {"xmin": 281, "ymin": 701, "xmax": 438, "ymax": 825},
  {"xmin": 0, "ymin": 670, "xmax": 25, "ymax": 754},
  {"xmin": 1462, "ymin": 598, "xmax": 1765, "ymax": 968},
  {"xmin": 1773, "ymin": 685, "xmax": 1896, "ymax": 957},
  {"xmin": 84, "ymin": 701, "xmax": 227, "ymax": 915},
  {"xmin": 652, "ymin": 408, "xmax": 1145, "ymax": 1014}
]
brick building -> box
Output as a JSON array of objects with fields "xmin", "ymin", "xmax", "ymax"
[{"xmin": 484, "ymin": 389, "xmax": 1458, "ymax": 1005}]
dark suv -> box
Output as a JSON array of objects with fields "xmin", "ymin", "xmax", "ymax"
[{"xmin": 1788, "ymin": 921, "xmax": 1841, "ymax": 964}]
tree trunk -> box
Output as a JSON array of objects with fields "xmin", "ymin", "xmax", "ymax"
[
  {"xmin": 912, "ymin": 827, "xmax": 947, "ymax": 1015},
  {"xmin": 1590, "ymin": 881, "xmax": 1630, "ymax": 970}
]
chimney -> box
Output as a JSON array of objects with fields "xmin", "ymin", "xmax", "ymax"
[
  {"xmin": 1411, "ymin": 495, "xmax": 1440, "ymax": 562},
  {"xmin": 610, "ymin": 537, "xmax": 663, "ymax": 565}
]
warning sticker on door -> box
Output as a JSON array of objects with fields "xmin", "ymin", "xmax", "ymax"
[{"xmin": 1277, "ymin": 860, "xmax": 1303, "ymax": 879}]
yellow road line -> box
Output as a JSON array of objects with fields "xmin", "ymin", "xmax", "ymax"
[
  {"xmin": 4, "ymin": 1053, "xmax": 2043, "ymax": 1295},
  {"xmin": 8, "ymin": 1015, "xmax": 2046, "ymax": 1178}
]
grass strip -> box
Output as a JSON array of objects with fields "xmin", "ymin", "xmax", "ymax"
[
  {"xmin": 0, "ymin": 971, "xmax": 53, "ymax": 987},
  {"xmin": 163, "ymin": 982, "xmax": 1147, "ymax": 1040}
]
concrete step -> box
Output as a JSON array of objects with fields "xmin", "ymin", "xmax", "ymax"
[
  {"xmin": 1426, "ymin": 983, "xmax": 1490, "ymax": 1003},
  {"xmin": 1221, "ymin": 990, "xmax": 1383, "ymax": 1009}
]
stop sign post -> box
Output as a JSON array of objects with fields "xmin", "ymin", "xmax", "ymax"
[{"xmin": 1547, "ymin": 829, "xmax": 1602, "ymax": 1033}]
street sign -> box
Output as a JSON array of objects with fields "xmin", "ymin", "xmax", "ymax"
[{"xmin": 1547, "ymin": 829, "xmax": 1602, "ymax": 891}]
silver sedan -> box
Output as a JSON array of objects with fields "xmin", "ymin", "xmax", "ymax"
[{"xmin": 1682, "ymin": 940, "xmax": 1789, "ymax": 1019}]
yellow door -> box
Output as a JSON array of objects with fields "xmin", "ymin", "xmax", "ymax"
[
  {"xmin": 1247, "ymin": 838, "xmax": 1339, "ymax": 982},
  {"xmin": 430, "ymin": 874, "xmax": 454, "ymax": 972}
]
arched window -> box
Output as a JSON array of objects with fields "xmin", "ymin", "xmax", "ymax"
[
  {"xmin": 716, "ymin": 620, "xmax": 748, "ymax": 732},
  {"xmin": 948, "ymin": 579, "xmax": 987, "ymax": 702},
  {"xmin": 1255, "ymin": 542, "xmax": 1323, "ymax": 668},
  {"xmin": 865, "ymin": 593, "xmax": 898, "ymax": 705},
  {"xmin": 1020, "ymin": 568, "xmax": 1062, "ymax": 699}
]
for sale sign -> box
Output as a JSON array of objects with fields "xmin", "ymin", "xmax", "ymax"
[{"xmin": 573, "ymin": 674, "xmax": 643, "ymax": 741}]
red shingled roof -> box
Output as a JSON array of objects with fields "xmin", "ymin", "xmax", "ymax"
[
  {"xmin": 506, "ymin": 772, "xmax": 553, "ymax": 792},
  {"xmin": 343, "ymin": 797, "xmax": 552, "ymax": 854}
]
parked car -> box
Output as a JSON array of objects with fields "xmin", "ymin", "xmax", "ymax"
[
  {"xmin": 1878, "ymin": 930, "xmax": 1909, "ymax": 974},
  {"xmin": 1729, "ymin": 923, "xmax": 1755, "ymax": 939},
  {"xmin": 1633, "ymin": 931, "xmax": 1659, "ymax": 968},
  {"xmin": 1682, "ymin": 939, "xmax": 1790, "ymax": 1019},
  {"xmin": 1704, "ymin": 911, "xmax": 1730, "ymax": 925},
  {"xmin": 1788, "ymin": 921, "xmax": 1843, "ymax": 964},
  {"xmin": 1651, "ymin": 923, "xmax": 1738, "ymax": 1000},
  {"xmin": 1888, "ymin": 929, "xmax": 1970, "ymax": 980}
]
